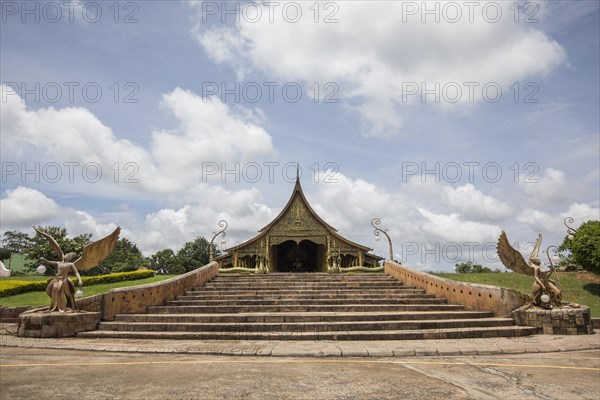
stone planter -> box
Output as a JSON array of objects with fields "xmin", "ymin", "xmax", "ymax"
[{"xmin": 513, "ymin": 305, "xmax": 594, "ymax": 335}]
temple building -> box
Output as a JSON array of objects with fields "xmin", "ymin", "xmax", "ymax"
[{"xmin": 216, "ymin": 176, "xmax": 383, "ymax": 272}]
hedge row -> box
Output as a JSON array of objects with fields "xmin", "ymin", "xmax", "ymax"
[{"xmin": 0, "ymin": 270, "xmax": 155, "ymax": 298}]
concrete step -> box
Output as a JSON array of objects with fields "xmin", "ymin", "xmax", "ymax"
[
  {"xmin": 165, "ymin": 298, "xmax": 448, "ymax": 306},
  {"xmin": 204, "ymin": 282, "xmax": 403, "ymax": 288},
  {"xmin": 147, "ymin": 304, "xmax": 466, "ymax": 314},
  {"xmin": 211, "ymin": 277, "xmax": 393, "ymax": 283},
  {"xmin": 97, "ymin": 318, "xmax": 516, "ymax": 333},
  {"xmin": 188, "ymin": 287, "xmax": 421, "ymax": 295},
  {"xmin": 176, "ymin": 293, "xmax": 436, "ymax": 300},
  {"xmin": 78, "ymin": 325, "xmax": 538, "ymax": 341},
  {"xmin": 114, "ymin": 310, "xmax": 496, "ymax": 324},
  {"xmin": 79, "ymin": 274, "xmax": 532, "ymax": 342}
]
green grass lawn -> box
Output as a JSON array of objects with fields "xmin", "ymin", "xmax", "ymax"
[
  {"xmin": 434, "ymin": 272, "xmax": 600, "ymax": 317},
  {"xmin": 0, "ymin": 275, "xmax": 177, "ymax": 307}
]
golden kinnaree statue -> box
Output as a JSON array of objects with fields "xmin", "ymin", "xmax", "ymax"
[
  {"xmin": 497, "ymin": 230, "xmax": 562, "ymax": 309},
  {"xmin": 34, "ymin": 226, "xmax": 121, "ymax": 312}
]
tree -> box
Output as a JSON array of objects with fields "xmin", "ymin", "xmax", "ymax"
[
  {"xmin": 23, "ymin": 226, "xmax": 91, "ymax": 275},
  {"xmin": 455, "ymin": 261, "xmax": 473, "ymax": 273},
  {"xmin": 175, "ymin": 236, "xmax": 219, "ymax": 273},
  {"xmin": 472, "ymin": 264, "xmax": 494, "ymax": 273},
  {"xmin": 455, "ymin": 261, "xmax": 494, "ymax": 274},
  {"xmin": 0, "ymin": 248, "xmax": 11, "ymax": 262},
  {"xmin": 97, "ymin": 238, "xmax": 149, "ymax": 274},
  {"xmin": 1, "ymin": 230, "xmax": 31, "ymax": 254},
  {"xmin": 2, "ymin": 230, "xmax": 31, "ymax": 268},
  {"xmin": 149, "ymin": 248, "xmax": 182, "ymax": 274},
  {"xmin": 559, "ymin": 220, "xmax": 600, "ymax": 275}
]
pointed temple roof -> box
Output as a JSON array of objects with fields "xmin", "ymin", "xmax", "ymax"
[{"xmin": 224, "ymin": 176, "xmax": 375, "ymax": 254}]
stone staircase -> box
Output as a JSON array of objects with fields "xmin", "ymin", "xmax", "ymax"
[{"xmin": 78, "ymin": 273, "xmax": 536, "ymax": 340}]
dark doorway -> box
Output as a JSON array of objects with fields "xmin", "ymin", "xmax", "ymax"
[{"xmin": 275, "ymin": 240, "xmax": 318, "ymax": 272}]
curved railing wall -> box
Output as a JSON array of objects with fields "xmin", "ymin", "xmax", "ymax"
[
  {"xmin": 385, "ymin": 261, "xmax": 529, "ymax": 317},
  {"xmin": 78, "ymin": 261, "xmax": 219, "ymax": 321}
]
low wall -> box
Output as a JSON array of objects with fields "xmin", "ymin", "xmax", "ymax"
[
  {"xmin": 385, "ymin": 261, "xmax": 529, "ymax": 317},
  {"xmin": 0, "ymin": 306, "xmax": 34, "ymax": 322},
  {"xmin": 18, "ymin": 311, "xmax": 100, "ymax": 338},
  {"xmin": 513, "ymin": 306, "xmax": 594, "ymax": 335},
  {"xmin": 78, "ymin": 261, "xmax": 219, "ymax": 321}
]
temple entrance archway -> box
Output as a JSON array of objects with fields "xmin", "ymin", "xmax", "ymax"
[{"xmin": 273, "ymin": 240, "xmax": 323, "ymax": 272}]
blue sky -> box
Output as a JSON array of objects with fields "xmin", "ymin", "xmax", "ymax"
[{"xmin": 1, "ymin": 0, "xmax": 599, "ymax": 271}]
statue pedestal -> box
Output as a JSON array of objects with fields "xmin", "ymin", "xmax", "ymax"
[
  {"xmin": 17, "ymin": 311, "xmax": 100, "ymax": 338},
  {"xmin": 513, "ymin": 305, "xmax": 594, "ymax": 335}
]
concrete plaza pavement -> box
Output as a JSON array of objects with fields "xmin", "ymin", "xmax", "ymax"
[
  {"xmin": 1, "ymin": 346, "xmax": 599, "ymax": 399},
  {"xmin": 2, "ymin": 323, "xmax": 600, "ymax": 399},
  {"xmin": 1, "ymin": 323, "xmax": 599, "ymax": 357}
]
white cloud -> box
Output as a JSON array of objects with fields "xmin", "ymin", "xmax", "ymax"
[
  {"xmin": 0, "ymin": 83, "xmax": 279, "ymax": 253},
  {"xmin": 116, "ymin": 184, "xmax": 277, "ymax": 255},
  {"xmin": 149, "ymin": 89, "xmax": 274, "ymax": 192},
  {"xmin": 517, "ymin": 203, "xmax": 600, "ymax": 233},
  {"xmin": 440, "ymin": 183, "xmax": 512, "ymax": 221},
  {"xmin": 192, "ymin": 1, "xmax": 566, "ymax": 137},
  {"xmin": 0, "ymin": 85, "xmax": 275, "ymax": 195},
  {"xmin": 63, "ymin": 210, "xmax": 119, "ymax": 240},
  {"xmin": 519, "ymin": 167, "xmax": 568, "ymax": 207},
  {"xmin": 309, "ymin": 172, "xmax": 503, "ymax": 265},
  {"xmin": 405, "ymin": 175, "xmax": 445, "ymax": 198},
  {"xmin": 312, "ymin": 173, "xmax": 398, "ymax": 233},
  {"xmin": 417, "ymin": 208, "xmax": 501, "ymax": 244},
  {"xmin": 0, "ymin": 184, "xmax": 277, "ymax": 255},
  {"xmin": 0, "ymin": 187, "xmax": 60, "ymax": 228}
]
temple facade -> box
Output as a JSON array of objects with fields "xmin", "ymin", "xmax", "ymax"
[{"xmin": 217, "ymin": 177, "xmax": 383, "ymax": 272}]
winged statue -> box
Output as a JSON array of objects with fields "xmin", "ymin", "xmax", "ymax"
[
  {"xmin": 497, "ymin": 230, "xmax": 561, "ymax": 308},
  {"xmin": 33, "ymin": 226, "xmax": 121, "ymax": 312}
]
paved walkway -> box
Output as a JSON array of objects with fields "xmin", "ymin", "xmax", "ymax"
[
  {"xmin": 1, "ymin": 323, "xmax": 599, "ymax": 357},
  {"xmin": 2, "ymin": 347, "xmax": 599, "ymax": 400}
]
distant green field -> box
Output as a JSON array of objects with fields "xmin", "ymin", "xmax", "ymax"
[
  {"xmin": 2, "ymin": 254, "xmax": 31, "ymax": 274},
  {"xmin": 434, "ymin": 272, "xmax": 600, "ymax": 317},
  {"xmin": 0, "ymin": 275, "xmax": 177, "ymax": 307}
]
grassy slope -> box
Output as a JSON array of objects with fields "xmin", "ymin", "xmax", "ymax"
[
  {"xmin": 2, "ymin": 254, "xmax": 31, "ymax": 274},
  {"xmin": 434, "ymin": 272, "xmax": 600, "ymax": 317},
  {"xmin": 0, "ymin": 275, "xmax": 177, "ymax": 307}
]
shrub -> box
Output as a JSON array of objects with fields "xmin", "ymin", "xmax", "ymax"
[
  {"xmin": 0, "ymin": 280, "xmax": 48, "ymax": 297},
  {"xmin": 79, "ymin": 270, "xmax": 154, "ymax": 286}
]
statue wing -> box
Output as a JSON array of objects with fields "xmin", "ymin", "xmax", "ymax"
[
  {"xmin": 32, "ymin": 226, "xmax": 64, "ymax": 260},
  {"xmin": 529, "ymin": 233, "xmax": 542, "ymax": 262},
  {"xmin": 74, "ymin": 227, "xmax": 121, "ymax": 271},
  {"xmin": 497, "ymin": 230, "xmax": 535, "ymax": 276}
]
